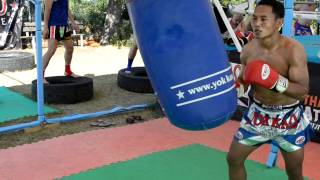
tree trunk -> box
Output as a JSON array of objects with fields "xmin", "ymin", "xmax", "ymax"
[{"xmin": 101, "ymin": 0, "xmax": 123, "ymax": 45}]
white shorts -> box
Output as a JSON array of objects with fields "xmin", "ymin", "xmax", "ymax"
[{"xmin": 234, "ymin": 98, "xmax": 311, "ymax": 152}]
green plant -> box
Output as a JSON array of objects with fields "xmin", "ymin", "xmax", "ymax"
[
  {"xmin": 69, "ymin": 0, "xmax": 249, "ymax": 45},
  {"xmin": 70, "ymin": 0, "xmax": 107, "ymax": 39}
]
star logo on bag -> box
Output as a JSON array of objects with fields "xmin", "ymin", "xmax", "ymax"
[{"xmin": 176, "ymin": 90, "xmax": 185, "ymax": 100}]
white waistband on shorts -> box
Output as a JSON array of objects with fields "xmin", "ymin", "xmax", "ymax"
[{"xmin": 253, "ymin": 97, "xmax": 300, "ymax": 110}]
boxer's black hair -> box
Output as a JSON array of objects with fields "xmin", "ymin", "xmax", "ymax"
[{"xmin": 257, "ymin": 0, "xmax": 284, "ymax": 19}]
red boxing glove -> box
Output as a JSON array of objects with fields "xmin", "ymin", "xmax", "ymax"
[
  {"xmin": 235, "ymin": 30, "xmax": 245, "ymax": 38},
  {"xmin": 235, "ymin": 30, "xmax": 248, "ymax": 46},
  {"xmin": 226, "ymin": 31, "xmax": 254, "ymax": 46},
  {"xmin": 243, "ymin": 60, "xmax": 289, "ymax": 93},
  {"xmin": 246, "ymin": 31, "xmax": 254, "ymax": 41}
]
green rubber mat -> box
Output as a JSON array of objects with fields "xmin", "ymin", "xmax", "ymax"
[
  {"xmin": 61, "ymin": 144, "xmax": 307, "ymax": 180},
  {"xmin": 0, "ymin": 87, "xmax": 59, "ymax": 123}
]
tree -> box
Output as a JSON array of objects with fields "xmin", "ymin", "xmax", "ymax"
[
  {"xmin": 72, "ymin": 0, "xmax": 248, "ymax": 46},
  {"xmin": 70, "ymin": 0, "xmax": 107, "ymax": 41},
  {"xmin": 101, "ymin": 0, "xmax": 132, "ymax": 46},
  {"xmin": 100, "ymin": 0, "xmax": 248, "ymax": 46}
]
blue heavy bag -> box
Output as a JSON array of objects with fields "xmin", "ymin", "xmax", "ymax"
[{"xmin": 127, "ymin": 0, "xmax": 237, "ymax": 130}]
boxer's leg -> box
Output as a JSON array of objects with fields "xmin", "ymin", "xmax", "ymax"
[
  {"xmin": 227, "ymin": 140, "xmax": 258, "ymax": 180},
  {"xmin": 275, "ymin": 109, "xmax": 309, "ymax": 180},
  {"xmin": 227, "ymin": 100, "xmax": 272, "ymax": 180},
  {"xmin": 280, "ymin": 148, "xmax": 304, "ymax": 180}
]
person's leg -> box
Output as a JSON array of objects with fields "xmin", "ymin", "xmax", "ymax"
[
  {"xmin": 227, "ymin": 140, "xmax": 258, "ymax": 180},
  {"xmin": 62, "ymin": 38, "xmax": 77, "ymax": 77},
  {"xmin": 125, "ymin": 42, "xmax": 138, "ymax": 73},
  {"xmin": 281, "ymin": 148, "xmax": 305, "ymax": 180},
  {"xmin": 42, "ymin": 38, "xmax": 58, "ymax": 83}
]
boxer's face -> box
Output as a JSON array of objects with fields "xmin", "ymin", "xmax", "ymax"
[{"xmin": 251, "ymin": 5, "xmax": 283, "ymax": 39}]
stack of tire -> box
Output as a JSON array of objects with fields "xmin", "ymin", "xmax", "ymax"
[{"xmin": 0, "ymin": 51, "xmax": 35, "ymax": 72}]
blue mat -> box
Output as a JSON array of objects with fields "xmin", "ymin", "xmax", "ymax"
[{"xmin": 0, "ymin": 87, "xmax": 59, "ymax": 123}]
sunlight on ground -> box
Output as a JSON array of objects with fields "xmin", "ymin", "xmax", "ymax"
[{"xmin": 0, "ymin": 46, "xmax": 144, "ymax": 87}]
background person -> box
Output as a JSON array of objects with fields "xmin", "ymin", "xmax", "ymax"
[
  {"xmin": 42, "ymin": 0, "xmax": 79, "ymax": 83},
  {"xmin": 294, "ymin": 1, "xmax": 317, "ymax": 35},
  {"xmin": 125, "ymin": 39, "xmax": 138, "ymax": 73}
]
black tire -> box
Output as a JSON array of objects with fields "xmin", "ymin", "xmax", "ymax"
[
  {"xmin": 0, "ymin": 51, "xmax": 35, "ymax": 72},
  {"xmin": 31, "ymin": 76, "xmax": 94, "ymax": 104},
  {"xmin": 117, "ymin": 67, "xmax": 154, "ymax": 93}
]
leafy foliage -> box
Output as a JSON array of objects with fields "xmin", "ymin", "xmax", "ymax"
[
  {"xmin": 69, "ymin": 0, "xmax": 249, "ymax": 45},
  {"xmin": 70, "ymin": 0, "xmax": 108, "ymax": 39},
  {"xmin": 221, "ymin": 0, "xmax": 247, "ymax": 6},
  {"xmin": 101, "ymin": 0, "xmax": 133, "ymax": 46}
]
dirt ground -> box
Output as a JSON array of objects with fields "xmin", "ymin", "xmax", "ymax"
[{"xmin": 0, "ymin": 45, "xmax": 164, "ymax": 149}]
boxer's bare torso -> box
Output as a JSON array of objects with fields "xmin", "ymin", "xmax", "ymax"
[{"xmin": 240, "ymin": 36, "xmax": 309, "ymax": 105}]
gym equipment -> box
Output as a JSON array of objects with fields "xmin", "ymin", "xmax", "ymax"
[
  {"xmin": 117, "ymin": 67, "xmax": 154, "ymax": 93},
  {"xmin": 127, "ymin": 0, "xmax": 237, "ymax": 130},
  {"xmin": 0, "ymin": 51, "xmax": 35, "ymax": 72},
  {"xmin": 32, "ymin": 76, "xmax": 93, "ymax": 104},
  {"xmin": 0, "ymin": 87, "xmax": 58, "ymax": 123}
]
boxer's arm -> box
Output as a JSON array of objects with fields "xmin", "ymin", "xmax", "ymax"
[{"xmin": 284, "ymin": 42, "xmax": 309, "ymax": 100}]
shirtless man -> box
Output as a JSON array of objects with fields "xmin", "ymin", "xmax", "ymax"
[{"xmin": 227, "ymin": 1, "xmax": 310, "ymax": 180}]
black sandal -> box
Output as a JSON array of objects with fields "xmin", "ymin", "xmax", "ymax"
[
  {"xmin": 90, "ymin": 120, "xmax": 115, "ymax": 127},
  {"xmin": 126, "ymin": 115, "xmax": 144, "ymax": 124},
  {"xmin": 126, "ymin": 117, "xmax": 136, "ymax": 124},
  {"xmin": 132, "ymin": 115, "xmax": 144, "ymax": 121}
]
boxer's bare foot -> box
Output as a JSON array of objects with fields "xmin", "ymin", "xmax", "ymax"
[{"xmin": 43, "ymin": 77, "xmax": 49, "ymax": 84}]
